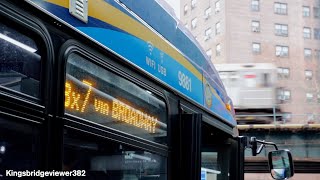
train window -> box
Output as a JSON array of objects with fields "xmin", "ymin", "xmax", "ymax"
[
  {"xmin": 229, "ymin": 72, "xmax": 239, "ymax": 84},
  {"xmin": 244, "ymin": 72, "xmax": 257, "ymax": 87},
  {"xmin": 218, "ymin": 71, "xmax": 238, "ymax": 88},
  {"xmin": 0, "ymin": 22, "xmax": 41, "ymax": 98},
  {"xmin": 63, "ymin": 129, "xmax": 167, "ymax": 180},
  {"xmin": 263, "ymin": 73, "xmax": 270, "ymax": 87},
  {"xmin": 65, "ymin": 53, "xmax": 167, "ymax": 144},
  {"xmin": 0, "ymin": 117, "xmax": 41, "ymax": 176}
]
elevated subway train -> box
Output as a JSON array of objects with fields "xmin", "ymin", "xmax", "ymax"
[{"xmin": 215, "ymin": 63, "xmax": 282, "ymax": 124}]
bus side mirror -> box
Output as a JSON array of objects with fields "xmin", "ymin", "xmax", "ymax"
[{"xmin": 268, "ymin": 150, "xmax": 294, "ymax": 180}]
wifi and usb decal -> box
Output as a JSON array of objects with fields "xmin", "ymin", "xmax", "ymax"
[{"xmin": 145, "ymin": 41, "xmax": 167, "ymax": 77}]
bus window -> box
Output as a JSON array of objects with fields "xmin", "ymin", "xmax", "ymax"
[
  {"xmin": 64, "ymin": 53, "xmax": 167, "ymax": 144},
  {"xmin": 0, "ymin": 22, "xmax": 41, "ymax": 98},
  {"xmin": 201, "ymin": 122, "xmax": 231, "ymax": 180},
  {"xmin": 63, "ymin": 128, "xmax": 167, "ymax": 180},
  {"xmin": 201, "ymin": 149, "xmax": 231, "ymax": 180},
  {"xmin": 0, "ymin": 117, "xmax": 41, "ymax": 176}
]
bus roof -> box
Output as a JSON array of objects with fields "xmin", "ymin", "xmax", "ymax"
[{"xmin": 29, "ymin": 0, "xmax": 236, "ymax": 126}]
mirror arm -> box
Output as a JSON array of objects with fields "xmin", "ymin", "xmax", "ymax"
[
  {"xmin": 256, "ymin": 143, "xmax": 265, "ymax": 155},
  {"xmin": 249, "ymin": 137, "xmax": 279, "ymax": 156},
  {"xmin": 256, "ymin": 139, "xmax": 278, "ymax": 150}
]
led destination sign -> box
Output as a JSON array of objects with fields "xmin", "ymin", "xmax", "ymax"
[
  {"xmin": 65, "ymin": 80, "xmax": 159, "ymax": 133},
  {"xmin": 64, "ymin": 53, "xmax": 167, "ymax": 144}
]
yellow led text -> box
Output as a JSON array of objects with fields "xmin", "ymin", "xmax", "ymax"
[
  {"xmin": 65, "ymin": 82, "xmax": 81, "ymax": 111},
  {"xmin": 80, "ymin": 80, "xmax": 92, "ymax": 112},
  {"xmin": 112, "ymin": 100, "xmax": 158, "ymax": 133},
  {"xmin": 65, "ymin": 80, "xmax": 158, "ymax": 133},
  {"xmin": 94, "ymin": 99, "xmax": 109, "ymax": 115}
]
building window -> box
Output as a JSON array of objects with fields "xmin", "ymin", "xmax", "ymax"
[
  {"xmin": 204, "ymin": 7, "xmax": 212, "ymax": 19},
  {"xmin": 277, "ymin": 88, "xmax": 291, "ymax": 103},
  {"xmin": 283, "ymin": 90, "xmax": 291, "ymax": 101},
  {"xmin": 191, "ymin": 0, "xmax": 197, "ymax": 9},
  {"xmin": 184, "ymin": 5, "xmax": 188, "ymax": 15},
  {"xmin": 252, "ymin": 43, "xmax": 261, "ymax": 54},
  {"xmin": 305, "ymin": 70, "xmax": 313, "ymax": 80},
  {"xmin": 251, "ymin": 0, "xmax": 259, "ymax": 11},
  {"xmin": 314, "ymin": 28, "xmax": 320, "ymax": 40},
  {"xmin": 304, "ymin": 27, "xmax": 311, "ymax": 39},
  {"xmin": 216, "ymin": 44, "xmax": 221, "ymax": 56},
  {"xmin": 277, "ymin": 67, "xmax": 290, "ymax": 79},
  {"xmin": 303, "ymin": 6, "xmax": 310, "ymax": 17},
  {"xmin": 204, "ymin": 28, "xmax": 212, "ymax": 41},
  {"xmin": 215, "ymin": 22, "xmax": 221, "ymax": 35},
  {"xmin": 274, "ymin": 2, "xmax": 287, "ymax": 15},
  {"xmin": 306, "ymin": 93, "xmax": 314, "ymax": 102},
  {"xmin": 276, "ymin": 45, "xmax": 289, "ymax": 57},
  {"xmin": 304, "ymin": 48, "xmax": 312, "ymax": 59},
  {"xmin": 275, "ymin": 24, "xmax": 288, "ymax": 36},
  {"xmin": 191, "ymin": 18, "xmax": 197, "ymax": 29},
  {"xmin": 215, "ymin": 1, "xmax": 221, "ymax": 13},
  {"xmin": 314, "ymin": 7, "xmax": 320, "ymax": 18},
  {"xmin": 252, "ymin": 21, "xmax": 260, "ymax": 32},
  {"xmin": 206, "ymin": 49, "xmax": 212, "ymax": 58}
]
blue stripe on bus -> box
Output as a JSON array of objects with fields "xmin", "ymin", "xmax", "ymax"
[
  {"xmin": 78, "ymin": 27, "xmax": 235, "ymax": 125},
  {"xmin": 78, "ymin": 27, "xmax": 204, "ymax": 104}
]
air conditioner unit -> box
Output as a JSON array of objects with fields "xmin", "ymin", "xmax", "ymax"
[
  {"xmin": 276, "ymin": 52, "xmax": 287, "ymax": 57},
  {"xmin": 215, "ymin": 8, "xmax": 220, "ymax": 13},
  {"xmin": 279, "ymin": 96, "xmax": 285, "ymax": 101},
  {"xmin": 191, "ymin": 2, "xmax": 196, "ymax": 9},
  {"xmin": 252, "ymin": 27, "xmax": 260, "ymax": 32},
  {"xmin": 204, "ymin": 14, "xmax": 209, "ymax": 20},
  {"xmin": 204, "ymin": 35, "xmax": 210, "ymax": 41}
]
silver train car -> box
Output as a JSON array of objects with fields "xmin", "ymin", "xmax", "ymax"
[{"xmin": 215, "ymin": 63, "xmax": 282, "ymax": 124}]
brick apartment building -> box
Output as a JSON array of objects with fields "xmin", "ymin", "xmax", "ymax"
[{"xmin": 179, "ymin": 0, "xmax": 320, "ymax": 124}]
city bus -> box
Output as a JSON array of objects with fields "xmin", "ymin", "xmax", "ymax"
[{"xmin": 0, "ymin": 0, "xmax": 293, "ymax": 179}]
